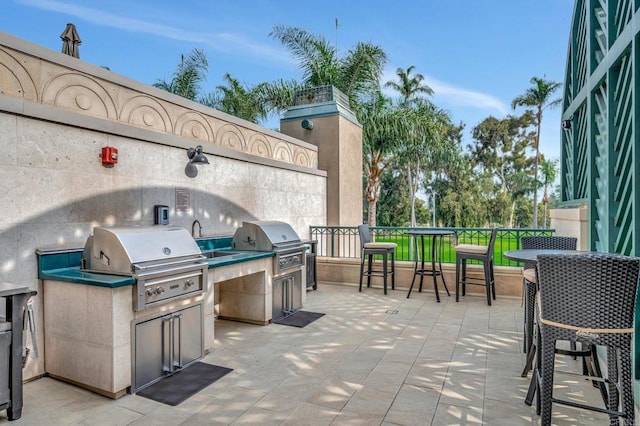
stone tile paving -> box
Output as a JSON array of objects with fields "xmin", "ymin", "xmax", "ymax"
[{"xmin": 8, "ymin": 283, "xmax": 612, "ymax": 425}]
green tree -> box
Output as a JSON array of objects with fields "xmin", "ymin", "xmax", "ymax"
[
  {"xmin": 539, "ymin": 157, "xmax": 558, "ymax": 228},
  {"xmin": 470, "ymin": 113, "xmax": 536, "ymax": 227},
  {"xmin": 264, "ymin": 25, "xmax": 387, "ymax": 112},
  {"xmin": 375, "ymin": 163, "xmax": 429, "ymax": 226},
  {"xmin": 511, "ymin": 76, "xmax": 562, "ymax": 228},
  {"xmin": 385, "ymin": 67, "xmax": 440, "ymax": 227},
  {"xmin": 384, "ymin": 66, "xmax": 433, "ymax": 105},
  {"xmin": 202, "ymin": 73, "xmax": 268, "ymax": 123},
  {"xmin": 154, "ymin": 49, "xmax": 208, "ymax": 101},
  {"xmin": 358, "ymin": 92, "xmax": 400, "ymax": 226},
  {"xmin": 436, "ymin": 148, "xmax": 490, "ymax": 227}
]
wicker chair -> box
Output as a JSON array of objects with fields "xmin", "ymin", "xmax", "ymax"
[
  {"xmin": 533, "ymin": 253, "xmax": 640, "ymax": 425},
  {"xmin": 358, "ymin": 224, "xmax": 396, "ymax": 295},
  {"xmin": 520, "ymin": 236, "xmax": 577, "ymax": 367},
  {"xmin": 454, "ymin": 228, "xmax": 498, "ymax": 305}
]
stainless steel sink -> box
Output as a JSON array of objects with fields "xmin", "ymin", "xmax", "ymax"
[{"xmin": 202, "ymin": 251, "xmax": 234, "ymax": 259}]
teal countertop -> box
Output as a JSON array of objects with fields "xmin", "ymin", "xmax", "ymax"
[
  {"xmin": 37, "ymin": 237, "xmax": 274, "ymax": 288},
  {"xmin": 39, "ymin": 267, "xmax": 136, "ymax": 288}
]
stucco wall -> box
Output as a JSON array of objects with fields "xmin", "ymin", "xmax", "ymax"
[
  {"xmin": 549, "ymin": 206, "xmax": 588, "ymax": 250},
  {"xmin": 0, "ymin": 32, "xmax": 327, "ymax": 380}
]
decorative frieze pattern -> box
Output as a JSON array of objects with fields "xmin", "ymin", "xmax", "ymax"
[{"xmin": 0, "ymin": 45, "xmax": 317, "ymax": 169}]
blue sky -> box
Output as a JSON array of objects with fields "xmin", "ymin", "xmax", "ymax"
[{"xmin": 1, "ymin": 0, "xmax": 574, "ymax": 161}]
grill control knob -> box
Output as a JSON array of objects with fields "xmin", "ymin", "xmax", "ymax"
[
  {"xmin": 185, "ymin": 279, "xmax": 194, "ymax": 287},
  {"xmin": 145, "ymin": 288, "xmax": 155, "ymax": 297},
  {"xmin": 156, "ymin": 287, "xmax": 165, "ymax": 295}
]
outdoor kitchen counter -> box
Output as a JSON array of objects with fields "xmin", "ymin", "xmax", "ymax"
[
  {"xmin": 36, "ymin": 247, "xmax": 273, "ymax": 287},
  {"xmin": 37, "ymin": 242, "xmax": 276, "ymax": 399}
]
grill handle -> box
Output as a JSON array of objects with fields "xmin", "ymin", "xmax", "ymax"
[{"xmin": 134, "ymin": 256, "xmax": 206, "ymax": 273}]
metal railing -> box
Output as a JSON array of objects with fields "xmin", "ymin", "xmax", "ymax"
[{"xmin": 308, "ymin": 226, "xmax": 555, "ymax": 267}]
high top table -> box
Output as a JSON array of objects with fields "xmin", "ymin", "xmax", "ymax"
[{"xmin": 405, "ymin": 229, "xmax": 455, "ymax": 302}]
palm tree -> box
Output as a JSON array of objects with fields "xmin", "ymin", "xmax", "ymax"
[
  {"xmin": 511, "ymin": 76, "xmax": 562, "ymax": 228},
  {"xmin": 384, "ymin": 66, "xmax": 433, "ymax": 105},
  {"xmin": 385, "ymin": 66, "xmax": 436, "ymax": 226},
  {"xmin": 268, "ymin": 25, "xmax": 396, "ymax": 226},
  {"xmin": 154, "ymin": 49, "xmax": 208, "ymax": 101},
  {"xmin": 265, "ymin": 25, "xmax": 387, "ymax": 111},
  {"xmin": 539, "ymin": 158, "xmax": 558, "ymax": 228},
  {"xmin": 202, "ymin": 73, "xmax": 268, "ymax": 123},
  {"xmin": 359, "ymin": 92, "xmax": 449, "ymax": 226}
]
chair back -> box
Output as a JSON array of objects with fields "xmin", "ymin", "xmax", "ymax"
[
  {"xmin": 521, "ymin": 236, "xmax": 577, "ymax": 269},
  {"xmin": 521, "ymin": 236, "xmax": 577, "ymax": 250},
  {"xmin": 486, "ymin": 228, "xmax": 498, "ymax": 259},
  {"xmin": 537, "ymin": 253, "xmax": 640, "ymax": 330},
  {"xmin": 358, "ymin": 224, "xmax": 372, "ymax": 247}
]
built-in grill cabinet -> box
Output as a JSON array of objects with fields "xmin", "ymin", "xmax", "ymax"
[
  {"xmin": 232, "ymin": 221, "xmax": 305, "ymax": 320},
  {"xmin": 81, "ymin": 226, "xmax": 208, "ymax": 394}
]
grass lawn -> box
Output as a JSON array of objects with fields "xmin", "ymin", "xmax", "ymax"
[{"xmin": 376, "ymin": 233, "xmax": 524, "ymax": 266}]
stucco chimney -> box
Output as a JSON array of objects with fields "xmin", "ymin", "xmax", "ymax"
[{"xmin": 280, "ymin": 86, "xmax": 363, "ymax": 227}]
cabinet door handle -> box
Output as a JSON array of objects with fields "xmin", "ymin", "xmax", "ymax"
[
  {"xmin": 162, "ymin": 316, "xmax": 174, "ymax": 373},
  {"xmin": 173, "ymin": 313, "xmax": 183, "ymax": 368}
]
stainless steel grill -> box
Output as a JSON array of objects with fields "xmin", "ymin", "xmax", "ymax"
[
  {"xmin": 81, "ymin": 226, "xmax": 208, "ymax": 311},
  {"xmin": 232, "ymin": 220, "xmax": 305, "ymax": 274},
  {"xmin": 232, "ymin": 221, "xmax": 305, "ymax": 319}
]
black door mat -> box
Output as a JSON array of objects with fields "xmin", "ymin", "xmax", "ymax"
[
  {"xmin": 273, "ymin": 311, "xmax": 325, "ymax": 328},
  {"xmin": 136, "ymin": 362, "xmax": 233, "ymax": 406}
]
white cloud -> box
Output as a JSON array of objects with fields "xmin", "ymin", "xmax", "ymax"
[
  {"xmin": 382, "ymin": 68, "xmax": 509, "ymax": 115},
  {"xmin": 425, "ymin": 75, "xmax": 510, "ymax": 115},
  {"xmin": 17, "ymin": 0, "xmax": 290, "ymax": 63}
]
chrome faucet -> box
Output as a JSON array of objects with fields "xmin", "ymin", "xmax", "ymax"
[{"xmin": 191, "ymin": 220, "xmax": 203, "ymax": 238}]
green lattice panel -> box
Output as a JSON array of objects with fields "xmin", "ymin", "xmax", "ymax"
[
  {"xmin": 561, "ymin": 127, "xmax": 574, "ymax": 201},
  {"xmin": 575, "ymin": 0, "xmax": 588, "ymax": 91},
  {"xmin": 592, "ymin": 0, "xmax": 607, "ymax": 68},
  {"xmin": 564, "ymin": 45, "xmax": 574, "ymax": 108},
  {"xmin": 575, "ymin": 106, "xmax": 589, "ymax": 200},
  {"xmin": 592, "ymin": 84, "xmax": 608, "ymax": 252},
  {"xmin": 611, "ymin": 53, "xmax": 634, "ymax": 255},
  {"xmin": 613, "ymin": 0, "xmax": 633, "ymax": 41}
]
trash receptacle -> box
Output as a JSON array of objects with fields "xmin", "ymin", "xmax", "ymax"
[
  {"xmin": 305, "ymin": 240, "xmax": 317, "ymax": 291},
  {"xmin": 0, "ymin": 283, "xmax": 36, "ymax": 421}
]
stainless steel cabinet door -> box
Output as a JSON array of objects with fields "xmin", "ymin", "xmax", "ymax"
[
  {"xmin": 133, "ymin": 314, "xmax": 166, "ymax": 391},
  {"xmin": 173, "ymin": 303, "xmax": 202, "ymax": 369}
]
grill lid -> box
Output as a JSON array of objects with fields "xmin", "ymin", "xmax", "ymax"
[
  {"xmin": 232, "ymin": 221, "xmax": 301, "ymax": 251},
  {"xmin": 82, "ymin": 226, "xmax": 203, "ymax": 274}
]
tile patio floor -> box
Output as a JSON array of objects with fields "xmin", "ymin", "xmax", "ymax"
[{"xmin": 5, "ymin": 283, "xmax": 614, "ymax": 425}]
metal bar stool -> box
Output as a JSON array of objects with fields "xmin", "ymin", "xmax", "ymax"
[
  {"xmin": 454, "ymin": 228, "xmax": 497, "ymax": 305},
  {"xmin": 358, "ymin": 224, "xmax": 396, "ymax": 295}
]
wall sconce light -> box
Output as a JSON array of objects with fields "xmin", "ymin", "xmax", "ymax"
[
  {"xmin": 185, "ymin": 145, "xmax": 209, "ymax": 178},
  {"xmin": 301, "ymin": 119, "xmax": 314, "ymax": 130},
  {"xmin": 561, "ymin": 119, "xmax": 572, "ymax": 130}
]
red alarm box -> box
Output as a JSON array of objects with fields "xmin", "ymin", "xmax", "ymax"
[{"xmin": 100, "ymin": 146, "xmax": 118, "ymax": 166}]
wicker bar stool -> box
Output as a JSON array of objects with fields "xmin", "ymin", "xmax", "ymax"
[
  {"xmin": 454, "ymin": 228, "xmax": 497, "ymax": 305},
  {"xmin": 358, "ymin": 224, "xmax": 396, "ymax": 295},
  {"xmin": 520, "ymin": 236, "xmax": 577, "ymax": 375},
  {"xmin": 532, "ymin": 253, "xmax": 640, "ymax": 425}
]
